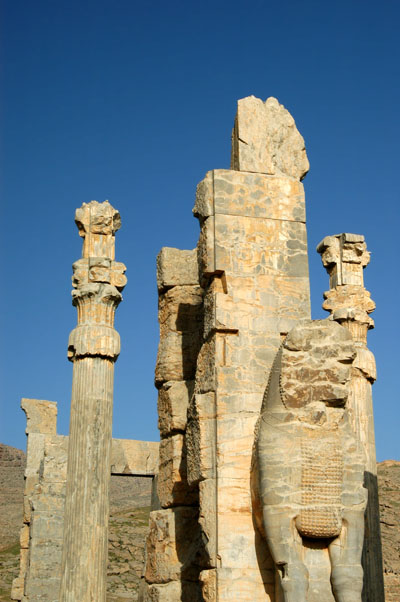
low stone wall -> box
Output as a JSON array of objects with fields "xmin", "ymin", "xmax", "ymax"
[{"xmin": 11, "ymin": 399, "xmax": 158, "ymax": 602}]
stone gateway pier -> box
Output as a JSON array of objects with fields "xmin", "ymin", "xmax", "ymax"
[{"xmin": 12, "ymin": 97, "xmax": 384, "ymax": 602}]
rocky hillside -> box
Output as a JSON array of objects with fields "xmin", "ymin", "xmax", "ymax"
[
  {"xmin": 0, "ymin": 445, "xmax": 25, "ymax": 552},
  {"xmin": 0, "ymin": 443, "xmax": 399, "ymax": 601}
]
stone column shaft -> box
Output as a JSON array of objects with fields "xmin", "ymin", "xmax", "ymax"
[{"xmin": 60, "ymin": 358, "xmax": 113, "ymax": 599}]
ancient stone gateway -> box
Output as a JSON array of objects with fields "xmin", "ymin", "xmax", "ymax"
[
  {"xmin": 140, "ymin": 96, "xmax": 384, "ymax": 602},
  {"xmin": 12, "ymin": 96, "xmax": 384, "ymax": 602}
]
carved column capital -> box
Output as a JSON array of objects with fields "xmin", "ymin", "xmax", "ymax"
[
  {"xmin": 317, "ymin": 233, "xmax": 375, "ymax": 377},
  {"xmin": 75, "ymin": 200, "xmax": 121, "ymax": 259},
  {"xmin": 68, "ymin": 201, "xmax": 126, "ymax": 362},
  {"xmin": 317, "ymin": 233, "xmax": 370, "ymax": 288}
]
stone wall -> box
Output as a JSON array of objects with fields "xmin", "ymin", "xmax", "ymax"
[
  {"xmin": 139, "ymin": 247, "xmax": 204, "ymax": 601},
  {"xmin": 11, "ymin": 399, "xmax": 159, "ymax": 602}
]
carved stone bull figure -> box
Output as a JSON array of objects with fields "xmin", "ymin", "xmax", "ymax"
[{"xmin": 254, "ymin": 320, "xmax": 367, "ymax": 602}]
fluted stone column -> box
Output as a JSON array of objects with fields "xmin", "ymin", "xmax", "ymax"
[
  {"xmin": 318, "ymin": 233, "xmax": 385, "ymax": 602},
  {"xmin": 59, "ymin": 201, "xmax": 127, "ymax": 602}
]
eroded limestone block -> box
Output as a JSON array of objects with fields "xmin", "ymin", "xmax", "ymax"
[
  {"xmin": 194, "ymin": 169, "xmax": 306, "ymax": 221},
  {"xmin": 186, "ymin": 393, "xmax": 216, "ymax": 485},
  {"xmin": 111, "ymin": 438, "xmax": 159, "ymax": 475},
  {"xmin": 144, "ymin": 507, "xmax": 202, "ymax": 584},
  {"xmin": 139, "ymin": 580, "xmax": 203, "ymax": 602},
  {"xmin": 21, "ymin": 398, "xmax": 57, "ymax": 435},
  {"xmin": 200, "ymin": 569, "xmax": 217, "ymax": 601},
  {"xmin": 317, "ymin": 233, "xmax": 370, "ymax": 288},
  {"xmin": 231, "ymin": 96, "xmax": 309, "ymax": 180},
  {"xmin": 158, "ymin": 435, "xmax": 197, "ymax": 507},
  {"xmin": 158, "ymin": 380, "xmax": 194, "ymax": 436},
  {"xmin": 198, "ymin": 479, "xmax": 216, "ymax": 566},
  {"xmin": 40, "ymin": 435, "xmax": 68, "ymax": 483},
  {"xmin": 255, "ymin": 319, "xmax": 367, "ymax": 602},
  {"xmin": 155, "ymin": 285, "xmax": 203, "ymax": 386},
  {"xmin": 75, "ymin": 200, "xmax": 121, "ymax": 259},
  {"xmin": 215, "ymin": 567, "xmax": 275, "ymax": 601},
  {"xmin": 157, "ymin": 247, "xmax": 199, "ymax": 291}
]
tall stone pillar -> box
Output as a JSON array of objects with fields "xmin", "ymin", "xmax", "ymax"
[
  {"xmin": 187, "ymin": 96, "xmax": 311, "ymax": 601},
  {"xmin": 317, "ymin": 233, "xmax": 385, "ymax": 602},
  {"xmin": 140, "ymin": 96, "xmax": 312, "ymax": 602},
  {"xmin": 59, "ymin": 201, "xmax": 127, "ymax": 602}
]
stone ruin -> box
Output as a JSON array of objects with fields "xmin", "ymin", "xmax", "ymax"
[{"xmin": 11, "ymin": 96, "xmax": 384, "ymax": 602}]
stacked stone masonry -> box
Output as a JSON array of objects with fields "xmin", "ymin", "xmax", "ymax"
[{"xmin": 138, "ymin": 247, "xmax": 205, "ymax": 600}]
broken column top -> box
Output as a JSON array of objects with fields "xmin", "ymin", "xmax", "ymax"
[
  {"xmin": 317, "ymin": 233, "xmax": 370, "ymax": 288},
  {"xmin": 75, "ymin": 200, "xmax": 121, "ymax": 260},
  {"xmin": 231, "ymin": 95, "xmax": 309, "ymax": 180}
]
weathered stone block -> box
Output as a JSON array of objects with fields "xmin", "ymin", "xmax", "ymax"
[
  {"xmin": 155, "ymin": 286, "xmax": 203, "ymax": 386},
  {"xmin": 194, "ymin": 169, "xmax": 306, "ymax": 221},
  {"xmin": 139, "ymin": 580, "xmax": 203, "ymax": 602},
  {"xmin": 216, "ymin": 567, "xmax": 275, "ymax": 601},
  {"xmin": 198, "ymin": 479, "xmax": 216, "ymax": 565},
  {"xmin": 216, "ymin": 414, "xmax": 259, "ymax": 481},
  {"xmin": 144, "ymin": 507, "xmax": 202, "ymax": 584},
  {"xmin": 186, "ymin": 393, "xmax": 216, "ymax": 485},
  {"xmin": 10, "ymin": 576, "xmax": 24, "ymax": 601},
  {"xmin": 231, "ymin": 96, "xmax": 309, "ymax": 180},
  {"xmin": 40, "ymin": 435, "xmax": 68, "ymax": 482},
  {"xmin": 194, "ymin": 335, "xmax": 218, "ymax": 394},
  {"xmin": 157, "ymin": 247, "xmax": 199, "ymax": 291},
  {"xmin": 29, "ymin": 513, "xmax": 64, "ymax": 545},
  {"xmin": 197, "ymin": 216, "xmax": 215, "ymax": 278},
  {"xmin": 158, "ymin": 435, "xmax": 197, "ymax": 507},
  {"xmin": 19, "ymin": 524, "xmax": 29, "ymax": 549},
  {"xmin": 111, "ymin": 438, "xmax": 159, "ymax": 475},
  {"xmin": 158, "ymin": 380, "xmax": 194, "ymax": 436},
  {"xmin": 217, "ymin": 509, "xmax": 271, "ymax": 569},
  {"xmin": 25, "ymin": 435, "xmax": 47, "ymax": 481},
  {"xmin": 213, "ymin": 213, "xmax": 309, "ymax": 278},
  {"xmin": 200, "ymin": 568, "xmax": 217, "ymax": 601},
  {"xmin": 21, "ymin": 398, "xmax": 57, "ymax": 435}
]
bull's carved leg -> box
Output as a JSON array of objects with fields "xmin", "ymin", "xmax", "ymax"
[
  {"xmin": 329, "ymin": 510, "xmax": 365, "ymax": 602},
  {"xmin": 262, "ymin": 509, "xmax": 308, "ymax": 602}
]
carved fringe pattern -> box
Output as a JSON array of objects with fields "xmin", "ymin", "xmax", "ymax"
[{"xmin": 297, "ymin": 428, "xmax": 343, "ymax": 538}]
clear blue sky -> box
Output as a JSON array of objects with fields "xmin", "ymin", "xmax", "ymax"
[{"xmin": 1, "ymin": 0, "xmax": 399, "ymax": 461}]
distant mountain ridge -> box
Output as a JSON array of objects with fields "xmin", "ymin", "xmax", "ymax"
[{"xmin": 0, "ymin": 444, "xmax": 398, "ymax": 601}]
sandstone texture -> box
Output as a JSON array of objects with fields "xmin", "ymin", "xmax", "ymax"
[
  {"xmin": 230, "ymin": 96, "xmax": 309, "ymax": 180},
  {"xmin": 0, "ymin": 445, "xmax": 25, "ymax": 551},
  {"xmin": 156, "ymin": 248, "xmax": 198, "ymax": 291},
  {"xmin": 378, "ymin": 460, "xmax": 400, "ymax": 602}
]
